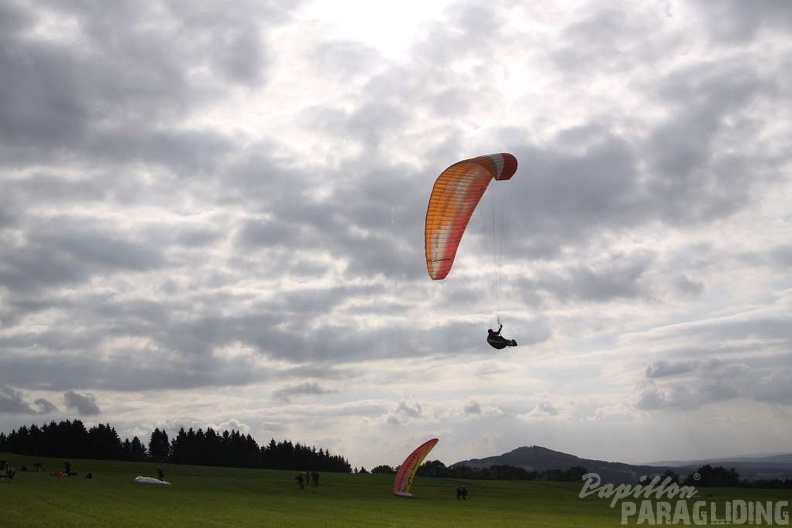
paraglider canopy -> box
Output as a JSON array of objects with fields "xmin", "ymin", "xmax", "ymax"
[
  {"xmin": 392, "ymin": 438, "xmax": 439, "ymax": 497},
  {"xmin": 425, "ymin": 153, "xmax": 518, "ymax": 280}
]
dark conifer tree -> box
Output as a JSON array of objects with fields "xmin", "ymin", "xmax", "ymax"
[{"xmin": 148, "ymin": 428, "xmax": 170, "ymax": 462}]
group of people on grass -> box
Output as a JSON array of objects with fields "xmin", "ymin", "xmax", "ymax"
[{"xmin": 295, "ymin": 470, "xmax": 320, "ymax": 489}]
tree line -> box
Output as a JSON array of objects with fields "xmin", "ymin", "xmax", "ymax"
[
  {"xmin": 680, "ymin": 464, "xmax": 792, "ymax": 489},
  {"xmin": 0, "ymin": 419, "xmax": 351, "ymax": 473},
  {"xmin": 370, "ymin": 459, "xmax": 588, "ymax": 482},
  {"xmin": 369, "ymin": 460, "xmax": 792, "ymax": 489}
]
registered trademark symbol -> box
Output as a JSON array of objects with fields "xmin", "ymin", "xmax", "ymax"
[{"xmin": 693, "ymin": 472, "xmax": 701, "ymax": 480}]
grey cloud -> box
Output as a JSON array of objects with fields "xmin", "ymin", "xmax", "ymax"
[
  {"xmin": 231, "ymin": 153, "xmax": 427, "ymax": 282},
  {"xmin": 85, "ymin": 128, "xmax": 236, "ymax": 173},
  {"xmin": 0, "ymin": 242, "xmax": 90, "ymax": 295},
  {"xmin": 55, "ymin": 0, "xmax": 286, "ymax": 87},
  {"xmin": 740, "ymin": 245, "xmax": 792, "ymax": 269},
  {"xmin": 238, "ymin": 218, "xmax": 293, "ymax": 249},
  {"xmin": 321, "ymin": 162, "xmax": 428, "ymax": 279},
  {"xmin": 260, "ymin": 422, "xmax": 287, "ymax": 435},
  {"xmin": 646, "ymin": 62, "xmax": 780, "ymax": 224},
  {"xmin": 188, "ymin": 12, "xmax": 268, "ymax": 86},
  {"xmin": 64, "ymin": 390, "xmax": 100, "ymax": 416},
  {"xmin": 0, "ymin": 220, "xmax": 165, "ymax": 295},
  {"xmin": 646, "ymin": 360, "xmax": 696, "ymax": 379},
  {"xmin": 0, "ymin": 205, "xmax": 17, "ymax": 230},
  {"xmin": 0, "ymin": 1, "xmax": 32, "ymax": 34},
  {"xmin": 674, "ymin": 275, "xmax": 704, "ymax": 297},
  {"xmin": 0, "ymin": 284, "xmax": 463, "ymax": 392},
  {"xmin": 394, "ymin": 401, "xmax": 422, "ymax": 419},
  {"xmin": 698, "ymin": 382, "xmax": 739, "ymax": 402},
  {"xmin": 0, "ymin": 295, "xmax": 50, "ymax": 330},
  {"xmin": 222, "ymin": 149, "xmax": 312, "ymax": 210},
  {"xmin": 168, "ymin": 225, "xmax": 224, "ymax": 249},
  {"xmin": 273, "ymin": 382, "xmax": 336, "ymax": 403},
  {"xmin": 34, "ymin": 398, "xmax": 59, "ymax": 414},
  {"xmin": 0, "ymin": 330, "xmax": 259, "ymax": 392},
  {"xmin": 282, "ymin": 365, "xmax": 359, "ymax": 381},
  {"xmin": 305, "ymin": 1, "xmax": 510, "ymax": 151},
  {"xmin": 384, "ymin": 400, "xmax": 430, "ymax": 426},
  {"xmin": 497, "ymin": 27, "xmax": 785, "ymax": 259},
  {"xmin": 497, "ymin": 112, "xmax": 760, "ymax": 263},
  {"xmin": 5, "ymin": 172, "xmax": 108, "ymax": 206},
  {"xmin": 0, "ymin": 388, "xmax": 57, "ymax": 417},
  {"xmin": 753, "ymin": 371, "xmax": 792, "ymax": 405},
  {"xmin": 687, "ymin": 318, "xmax": 791, "ymax": 345},
  {"xmin": 0, "ymin": 288, "xmax": 410, "ymax": 391},
  {"xmin": 0, "ymin": 386, "xmax": 37, "ymax": 414},
  {"xmin": 0, "ymin": 34, "xmax": 89, "ymax": 154},
  {"xmin": 636, "ymin": 387, "xmax": 667, "ymax": 411},
  {"xmin": 534, "ymin": 402, "xmax": 559, "ymax": 416},
  {"xmin": 770, "ymin": 245, "xmax": 792, "ymax": 267},
  {"xmin": 2, "ymin": 166, "xmax": 219, "ymax": 229},
  {"xmin": 414, "ymin": 0, "xmax": 504, "ymax": 63},
  {"xmin": 464, "ymin": 402, "xmax": 481, "ymax": 416},
  {"xmin": 505, "ymin": 138, "xmax": 643, "ymax": 253},
  {"xmin": 550, "ymin": 5, "xmax": 659, "ymax": 77},
  {"xmin": 639, "ymin": 355, "xmax": 792, "ymax": 411},
  {"xmin": 711, "ymin": 362, "xmax": 751, "ymax": 380},
  {"xmin": 0, "ymin": 1, "xmax": 295, "ymax": 169},
  {"xmin": 693, "ymin": 0, "xmax": 792, "ymax": 43},
  {"xmin": 33, "ymin": 225, "xmax": 164, "ymax": 272},
  {"xmin": 568, "ymin": 253, "xmax": 653, "ymax": 301},
  {"xmin": 309, "ymin": 102, "xmax": 412, "ymax": 150},
  {"xmin": 530, "ymin": 251, "xmax": 654, "ymax": 303},
  {"xmin": 636, "ymin": 385, "xmax": 698, "ymax": 411}
]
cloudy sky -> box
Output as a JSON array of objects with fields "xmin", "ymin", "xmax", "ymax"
[{"xmin": 1, "ymin": 0, "xmax": 790, "ymax": 470}]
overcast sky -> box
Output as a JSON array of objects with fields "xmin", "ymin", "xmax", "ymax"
[{"xmin": 1, "ymin": 0, "xmax": 790, "ymax": 470}]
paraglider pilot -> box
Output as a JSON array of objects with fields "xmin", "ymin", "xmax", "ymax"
[
  {"xmin": 488, "ymin": 324, "xmax": 502, "ymax": 338},
  {"xmin": 487, "ymin": 324, "xmax": 517, "ymax": 349}
]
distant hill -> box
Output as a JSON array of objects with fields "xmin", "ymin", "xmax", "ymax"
[{"xmin": 451, "ymin": 446, "xmax": 792, "ymax": 483}]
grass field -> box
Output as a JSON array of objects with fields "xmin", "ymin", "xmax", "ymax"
[{"xmin": 1, "ymin": 453, "xmax": 788, "ymax": 527}]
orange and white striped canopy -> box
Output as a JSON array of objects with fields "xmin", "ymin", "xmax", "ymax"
[{"xmin": 424, "ymin": 153, "xmax": 518, "ymax": 280}]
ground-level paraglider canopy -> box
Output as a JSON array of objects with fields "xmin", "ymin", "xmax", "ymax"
[
  {"xmin": 392, "ymin": 438, "xmax": 439, "ymax": 497},
  {"xmin": 134, "ymin": 476, "xmax": 171, "ymax": 486}
]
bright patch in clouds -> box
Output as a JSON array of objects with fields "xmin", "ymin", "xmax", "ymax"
[{"xmin": 303, "ymin": 0, "xmax": 454, "ymax": 59}]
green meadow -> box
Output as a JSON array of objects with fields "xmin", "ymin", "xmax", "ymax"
[{"xmin": 1, "ymin": 453, "xmax": 788, "ymax": 527}]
